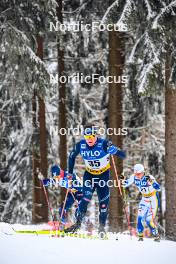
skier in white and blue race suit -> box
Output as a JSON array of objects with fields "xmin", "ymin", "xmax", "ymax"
[
  {"xmin": 122, "ymin": 163, "xmax": 161, "ymax": 241},
  {"xmin": 64, "ymin": 126, "xmax": 126, "ymax": 234}
]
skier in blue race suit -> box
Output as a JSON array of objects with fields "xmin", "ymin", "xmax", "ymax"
[
  {"xmin": 122, "ymin": 163, "xmax": 161, "ymax": 242},
  {"xmin": 64, "ymin": 126, "xmax": 126, "ymax": 234},
  {"xmin": 38, "ymin": 165, "xmax": 83, "ymax": 224}
]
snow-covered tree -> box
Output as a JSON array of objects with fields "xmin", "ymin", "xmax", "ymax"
[
  {"xmin": 0, "ymin": 0, "xmax": 55, "ymax": 223},
  {"xmin": 102, "ymin": 0, "xmax": 176, "ymax": 238}
]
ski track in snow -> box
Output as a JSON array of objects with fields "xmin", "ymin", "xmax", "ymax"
[{"xmin": 0, "ymin": 223, "xmax": 176, "ymax": 264}]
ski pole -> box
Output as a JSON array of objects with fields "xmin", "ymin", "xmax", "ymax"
[
  {"xmin": 60, "ymin": 188, "xmax": 69, "ymax": 222},
  {"xmin": 70, "ymin": 191, "xmax": 79, "ymax": 206},
  {"xmin": 111, "ymin": 155, "xmax": 131, "ymax": 235},
  {"xmin": 58, "ymin": 185, "xmax": 71, "ymax": 231},
  {"xmin": 111, "ymin": 155, "xmax": 122, "ymax": 195},
  {"xmin": 60, "ymin": 174, "xmax": 80, "ymax": 221},
  {"xmin": 38, "ymin": 171, "xmax": 57, "ymax": 231},
  {"xmin": 59, "ymin": 176, "xmax": 80, "ymax": 229}
]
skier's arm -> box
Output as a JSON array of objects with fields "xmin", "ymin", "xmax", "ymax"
[
  {"xmin": 43, "ymin": 176, "xmax": 73, "ymax": 190},
  {"xmin": 104, "ymin": 140, "xmax": 126, "ymax": 159},
  {"xmin": 68, "ymin": 142, "xmax": 80, "ymax": 174},
  {"xmin": 42, "ymin": 178, "xmax": 56, "ymax": 186},
  {"xmin": 38, "ymin": 172, "xmax": 56, "ymax": 187},
  {"xmin": 122, "ymin": 175, "xmax": 135, "ymax": 188},
  {"xmin": 147, "ymin": 175, "xmax": 161, "ymax": 191}
]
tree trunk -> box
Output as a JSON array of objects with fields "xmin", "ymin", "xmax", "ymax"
[
  {"xmin": 108, "ymin": 30, "xmax": 124, "ymax": 232},
  {"xmin": 32, "ymin": 88, "xmax": 42, "ymax": 223},
  {"xmin": 165, "ymin": 48, "xmax": 176, "ymax": 241},
  {"xmin": 56, "ymin": 0, "xmax": 67, "ymax": 202},
  {"xmin": 32, "ymin": 35, "xmax": 48, "ymax": 223}
]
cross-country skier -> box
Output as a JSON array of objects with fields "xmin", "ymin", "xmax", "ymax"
[
  {"xmin": 64, "ymin": 126, "xmax": 126, "ymax": 235},
  {"xmin": 121, "ymin": 163, "xmax": 161, "ymax": 242},
  {"xmin": 38, "ymin": 164, "xmax": 83, "ymax": 224}
]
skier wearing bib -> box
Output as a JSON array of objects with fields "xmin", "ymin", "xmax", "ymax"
[
  {"xmin": 122, "ymin": 163, "xmax": 161, "ymax": 242},
  {"xmin": 39, "ymin": 164, "xmax": 83, "ymax": 224},
  {"xmin": 64, "ymin": 126, "xmax": 126, "ymax": 234}
]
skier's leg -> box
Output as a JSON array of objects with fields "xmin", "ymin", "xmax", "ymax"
[
  {"xmin": 74, "ymin": 191, "xmax": 83, "ymax": 202},
  {"xmin": 145, "ymin": 194, "xmax": 159, "ymax": 238},
  {"xmin": 74, "ymin": 191, "xmax": 83, "ymax": 218},
  {"xmin": 96, "ymin": 171, "xmax": 110, "ymax": 229},
  {"xmin": 137, "ymin": 200, "xmax": 147, "ymax": 239},
  {"xmin": 64, "ymin": 171, "xmax": 94, "ymax": 233},
  {"xmin": 76, "ymin": 171, "xmax": 94, "ymax": 222}
]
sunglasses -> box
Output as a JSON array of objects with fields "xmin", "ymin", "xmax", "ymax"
[{"xmin": 84, "ymin": 134, "xmax": 96, "ymax": 140}]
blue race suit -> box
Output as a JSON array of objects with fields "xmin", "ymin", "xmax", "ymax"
[
  {"xmin": 68, "ymin": 137, "xmax": 126, "ymax": 226},
  {"xmin": 42, "ymin": 169, "xmax": 83, "ymax": 222},
  {"xmin": 123, "ymin": 174, "xmax": 160, "ymax": 237}
]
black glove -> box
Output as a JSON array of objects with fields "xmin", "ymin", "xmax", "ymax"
[
  {"xmin": 145, "ymin": 175, "xmax": 150, "ymax": 181},
  {"xmin": 121, "ymin": 180, "xmax": 127, "ymax": 187},
  {"xmin": 119, "ymin": 174, "xmax": 125, "ymax": 180},
  {"xmin": 145, "ymin": 175, "xmax": 154, "ymax": 184}
]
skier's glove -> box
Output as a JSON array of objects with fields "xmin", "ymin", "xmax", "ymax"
[
  {"xmin": 68, "ymin": 179, "xmax": 73, "ymax": 188},
  {"xmin": 119, "ymin": 172, "xmax": 125, "ymax": 180},
  {"xmin": 67, "ymin": 173, "xmax": 73, "ymax": 180},
  {"xmin": 107, "ymin": 145, "xmax": 118, "ymax": 155},
  {"xmin": 38, "ymin": 172, "xmax": 44, "ymax": 180},
  {"xmin": 121, "ymin": 179, "xmax": 127, "ymax": 187},
  {"xmin": 145, "ymin": 175, "xmax": 154, "ymax": 185},
  {"xmin": 65, "ymin": 173, "xmax": 73, "ymax": 188},
  {"xmin": 145, "ymin": 175, "xmax": 150, "ymax": 181}
]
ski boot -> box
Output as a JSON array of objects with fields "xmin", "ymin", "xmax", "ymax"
[
  {"xmin": 98, "ymin": 224, "xmax": 106, "ymax": 239},
  {"xmin": 154, "ymin": 234, "xmax": 160, "ymax": 242},
  {"xmin": 64, "ymin": 219, "xmax": 81, "ymax": 234},
  {"xmin": 138, "ymin": 233, "xmax": 144, "ymax": 241}
]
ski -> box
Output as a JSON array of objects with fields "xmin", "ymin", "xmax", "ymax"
[{"xmin": 14, "ymin": 229, "xmax": 109, "ymax": 240}]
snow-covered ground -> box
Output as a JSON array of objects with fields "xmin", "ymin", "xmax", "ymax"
[{"xmin": 0, "ymin": 223, "xmax": 176, "ymax": 264}]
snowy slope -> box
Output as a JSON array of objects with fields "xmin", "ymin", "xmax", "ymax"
[{"xmin": 0, "ymin": 223, "xmax": 176, "ymax": 264}]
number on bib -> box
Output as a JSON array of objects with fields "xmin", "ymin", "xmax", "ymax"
[{"xmin": 88, "ymin": 160, "xmax": 100, "ymax": 167}]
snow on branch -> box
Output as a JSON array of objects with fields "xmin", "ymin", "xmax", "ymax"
[
  {"xmin": 144, "ymin": 0, "xmax": 154, "ymax": 20},
  {"xmin": 8, "ymin": 24, "xmax": 47, "ymax": 69},
  {"xmin": 137, "ymin": 32, "xmax": 161, "ymax": 93},
  {"xmin": 2, "ymin": 22, "xmax": 50, "ymax": 83},
  {"xmin": 116, "ymin": 0, "xmax": 134, "ymax": 31},
  {"xmin": 82, "ymin": 99, "xmax": 97, "ymax": 118},
  {"xmin": 152, "ymin": 1, "xmax": 176, "ymax": 29},
  {"xmin": 138, "ymin": 62, "xmax": 155, "ymax": 93},
  {"xmin": 101, "ymin": 0, "xmax": 134, "ymax": 31},
  {"xmin": 101, "ymin": 0, "xmax": 119, "ymax": 23},
  {"xmin": 144, "ymin": 32, "xmax": 160, "ymax": 64},
  {"xmin": 127, "ymin": 33, "xmax": 145, "ymax": 63}
]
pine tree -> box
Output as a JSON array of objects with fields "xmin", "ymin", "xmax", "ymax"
[
  {"xmin": 32, "ymin": 35, "xmax": 48, "ymax": 223},
  {"xmin": 108, "ymin": 0, "xmax": 176, "ymax": 237},
  {"xmin": 108, "ymin": 30, "xmax": 125, "ymax": 232},
  {"xmin": 56, "ymin": 0, "xmax": 67, "ymax": 203},
  {"xmin": 0, "ymin": 0, "xmax": 55, "ymax": 223}
]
